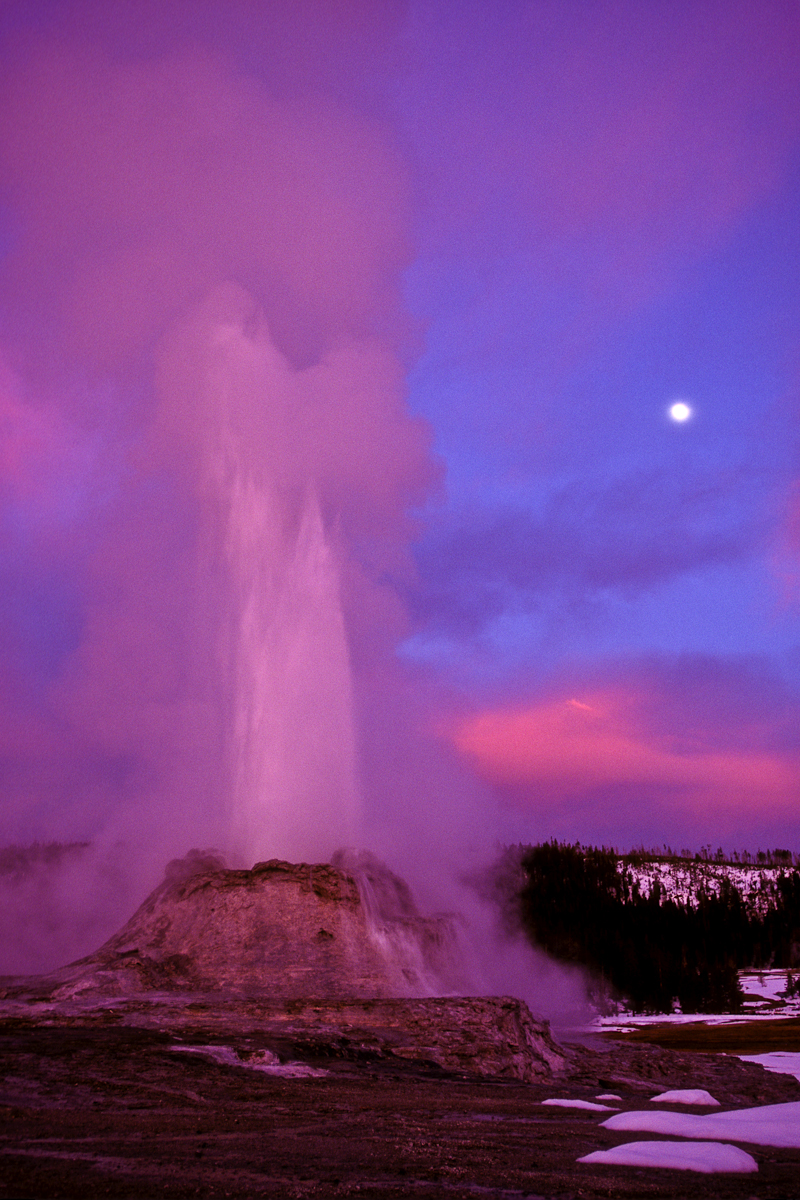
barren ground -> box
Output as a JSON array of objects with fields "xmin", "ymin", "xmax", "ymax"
[{"xmin": 2, "ymin": 1011, "xmax": 799, "ymax": 1199}]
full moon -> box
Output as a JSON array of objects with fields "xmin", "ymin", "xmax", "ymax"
[{"xmin": 668, "ymin": 401, "xmax": 692, "ymax": 422}]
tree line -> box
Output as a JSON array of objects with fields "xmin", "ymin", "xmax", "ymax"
[{"xmin": 506, "ymin": 841, "xmax": 800, "ymax": 1014}]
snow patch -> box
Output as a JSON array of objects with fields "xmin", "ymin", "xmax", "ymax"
[
  {"xmin": 624, "ymin": 860, "xmax": 788, "ymax": 917},
  {"xmin": 649, "ymin": 1088, "xmax": 719, "ymax": 1106},
  {"xmin": 740, "ymin": 969, "xmax": 800, "ymax": 1013},
  {"xmin": 594, "ymin": 1006, "xmax": 800, "ymax": 1032},
  {"xmin": 602, "ymin": 1101, "xmax": 800, "ymax": 1148},
  {"xmin": 542, "ymin": 1098, "xmax": 617, "ymax": 1111},
  {"xmin": 579, "ymin": 1139, "xmax": 757, "ymax": 1173},
  {"xmin": 739, "ymin": 1051, "xmax": 800, "ymax": 1083}
]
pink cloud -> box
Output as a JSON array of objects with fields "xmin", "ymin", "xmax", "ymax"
[{"xmin": 449, "ymin": 685, "xmax": 799, "ymax": 824}]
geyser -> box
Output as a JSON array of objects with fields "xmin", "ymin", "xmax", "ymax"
[
  {"xmin": 177, "ymin": 290, "xmax": 361, "ymax": 865},
  {"xmin": 225, "ymin": 482, "xmax": 359, "ymax": 865}
]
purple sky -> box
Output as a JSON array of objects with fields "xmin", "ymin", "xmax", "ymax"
[{"xmin": 1, "ymin": 0, "xmax": 799, "ymax": 893}]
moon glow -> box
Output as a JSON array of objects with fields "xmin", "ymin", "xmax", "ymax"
[{"xmin": 669, "ymin": 401, "xmax": 692, "ymax": 422}]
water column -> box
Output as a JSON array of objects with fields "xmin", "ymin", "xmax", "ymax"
[
  {"xmin": 227, "ymin": 482, "xmax": 360, "ymax": 864},
  {"xmin": 193, "ymin": 294, "xmax": 361, "ymax": 865}
]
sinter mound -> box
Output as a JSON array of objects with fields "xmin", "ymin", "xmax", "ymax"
[
  {"xmin": 0, "ymin": 852, "xmax": 567, "ymax": 1081},
  {"xmin": 39, "ymin": 852, "xmax": 468, "ymax": 999}
]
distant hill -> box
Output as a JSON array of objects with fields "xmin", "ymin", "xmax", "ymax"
[
  {"xmin": 622, "ymin": 856, "xmax": 795, "ymax": 918},
  {"xmin": 495, "ymin": 841, "xmax": 800, "ymax": 1015}
]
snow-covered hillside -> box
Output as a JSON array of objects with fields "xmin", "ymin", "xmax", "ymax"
[
  {"xmin": 512, "ymin": 842, "xmax": 800, "ymax": 1013},
  {"xmin": 620, "ymin": 859, "xmax": 790, "ymax": 916}
]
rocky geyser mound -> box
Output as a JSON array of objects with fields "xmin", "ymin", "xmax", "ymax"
[{"xmin": 29, "ymin": 855, "xmax": 466, "ymax": 1000}]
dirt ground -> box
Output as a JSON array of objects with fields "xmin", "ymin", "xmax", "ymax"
[{"xmin": 1, "ymin": 1015, "xmax": 800, "ymax": 1199}]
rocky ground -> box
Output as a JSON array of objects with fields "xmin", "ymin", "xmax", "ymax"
[
  {"xmin": 1, "ymin": 1003, "xmax": 799, "ymax": 1199},
  {"xmin": 2, "ymin": 856, "xmax": 799, "ymax": 1197}
]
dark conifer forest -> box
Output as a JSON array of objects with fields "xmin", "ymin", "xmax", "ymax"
[{"xmin": 509, "ymin": 841, "xmax": 800, "ymax": 1013}]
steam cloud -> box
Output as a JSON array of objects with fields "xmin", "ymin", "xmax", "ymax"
[{"xmin": 0, "ymin": 30, "xmax": 449, "ymax": 967}]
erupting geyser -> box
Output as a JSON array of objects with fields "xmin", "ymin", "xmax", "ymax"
[
  {"xmin": 167, "ymin": 286, "xmax": 361, "ymax": 866},
  {"xmin": 225, "ymin": 482, "xmax": 359, "ymax": 866}
]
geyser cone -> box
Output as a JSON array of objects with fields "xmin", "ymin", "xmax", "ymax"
[{"xmin": 39, "ymin": 854, "xmax": 467, "ymax": 1000}]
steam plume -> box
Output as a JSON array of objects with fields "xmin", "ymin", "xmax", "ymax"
[{"xmin": 0, "ymin": 34, "xmax": 435, "ymax": 963}]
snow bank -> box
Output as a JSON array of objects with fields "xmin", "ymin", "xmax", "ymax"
[
  {"xmin": 739, "ymin": 1051, "xmax": 800, "ymax": 1082},
  {"xmin": 542, "ymin": 1098, "xmax": 617, "ymax": 1111},
  {"xmin": 649, "ymin": 1088, "xmax": 719, "ymax": 1105},
  {"xmin": 739, "ymin": 970, "xmax": 800, "ymax": 1016},
  {"xmin": 596, "ymin": 1006, "xmax": 800, "ymax": 1032},
  {"xmin": 602, "ymin": 1101, "xmax": 800, "ymax": 1148},
  {"xmin": 579, "ymin": 1140, "xmax": 757, "ymax": 1173}
]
